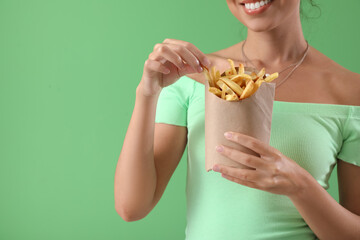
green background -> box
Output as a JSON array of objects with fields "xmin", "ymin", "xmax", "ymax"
[{"xmin": 0, "ymin": 0, "xmax": 359, "ymax": 239}]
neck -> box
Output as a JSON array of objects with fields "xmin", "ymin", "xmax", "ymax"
[{"xmin": 242, "ymin": 12, "xmax": 307, "ymax": 69}]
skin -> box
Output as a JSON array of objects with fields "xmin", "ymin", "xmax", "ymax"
[
  {"xmin": 115, "ymin": 0, "xmax": 360, "ymax": 238},
  {"xmin": 185, "ymin": 0, "xmax": 360, "ymax": 239}
]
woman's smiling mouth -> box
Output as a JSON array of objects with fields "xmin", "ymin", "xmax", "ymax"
[{"xmin": 239, "ymin": 0, "xmax": 273, "ymax": 15}]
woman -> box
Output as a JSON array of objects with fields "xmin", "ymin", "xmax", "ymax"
[{"xmin": 114, "ymin": 0, "xmax": 360, "ymax": 239}]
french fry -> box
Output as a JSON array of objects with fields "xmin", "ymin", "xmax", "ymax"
[
  {"xmin": 204, "ymin": 58, "xmax": 278, "ymax": 101},
  {"xmin": 240, "ymin": 80, "xmax": 255, "ymax": 100},
  {"xmin": 217, "ymin": 80, "xmax": 230, "ymax": 100},
  {"xmin": 264, "ymin": 72, "xmax": 279, "ymax": 82},
  {"xmin": 215, "ymin": 70, "xmax": 221, "ymax": 80},
  {"xmin": 245, "ymin": 78, "xmax": 253, "ymax": 85},
  {"xmin": 210, "ymin": 66, "xmax": 217, "ymax": 87},
  {"xmin": 200, "ymin": 63, "xmax": 209, "ymax": 72},
  {"xmin": 209, "ymin": 87, "xmax": 222, "ymax": 97},
  {"xmin": 228, "ymin": 59, "xmax": 237, "ymax": 75},
  {"xmin": 216, "ymin": 80, "xmax": 236, "ymax": 96},
  {"xmin": 216, "ymin": 79, "xmax": 225, "ymax": 89},
  {"xmin": 252, "ymin": 80, "xmax": 261, "ymax": 93},
  {"xmin": 230, "ymin": 75, "xmax": 246, "ymax": 88},
  {"xmin": 255, "ymin": 79, "xmax": 265, "ymax": 88},
  {"xmin": 257, "ymin": 68, "xmax": 266, "ymax": 79},
  {"xmin": 203, "ymin": 67, "xmax": 214, "ymax": 87},
  {"xmin": 238, "ymin": 63, "xmax": 244, "ymax": 74},
  {"xmin": 219, "ymin": 83, "xmax": 233, "ymax": 100},
  {"xmin": 224, "ymin": 69, "xmax": 233, "ymax": 76},
  {"xmin": 230, "ymin": 74, "xmax": 252, "ymax": 83},
  {"xmin": 250, "ymin": 72, "xmax": 258, "ymax": 80},
  {"xmin": 226, "ymin": 94, "xmax": 238, "ymax": 101},
  {"xmin": 219, "ymin": 77, "xmax": 244, "ymax": 97},
  {"xmin": 221, "ymin": 89, "xmax": 226, "ymax": 99}
]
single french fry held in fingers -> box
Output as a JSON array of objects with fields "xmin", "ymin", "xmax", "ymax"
[
  {"xmin": 203, "ymin": 67, "xmax": 214, "ymax": 87},
  {"xmin": 204, "ymin": 58, "xmax": 278, "ymax": 101}
]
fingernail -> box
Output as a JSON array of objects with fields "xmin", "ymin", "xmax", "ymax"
[
  {"xmin": 197, "ymin": 66, "xmax": 203, "ymax": 72},
  {"xmin": 213, "ymin": 165, "xmax": 220, "ymax": 172},
  {"xmin": 224, "ymin": 132, "xmax": 232, "ymax": 139},
  {"xmin": 215, "ymin": 145, "xmax": 223, "ymax": 152},
  {"xmin": 204, "ymin": 58, "xmax": 211, "ymax": 68}
]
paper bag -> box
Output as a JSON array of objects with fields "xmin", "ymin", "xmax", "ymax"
[{"xmin": 205, "ymin": 77, "xmax": 276, "ymax": 172}]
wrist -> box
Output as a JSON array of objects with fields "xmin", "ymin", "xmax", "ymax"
[
  {"xmin": 288, "ymin": 170, "xmax": 317, "ymax": 202},
  {"xmin": 136, "ymin": 80, "xmax": 162, "ymax": 98}
]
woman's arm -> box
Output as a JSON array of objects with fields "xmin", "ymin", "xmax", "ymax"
[
  {"xmin": 288, "ymin": 159, "xmax": 360, "ymax": 240},
  {"xmin": 337, "ymin": 159, "xmax": 360, "ymax": 219},
  {"xmin": 212, "ymin": 131, "xmax": 360, "ymax": 240}
]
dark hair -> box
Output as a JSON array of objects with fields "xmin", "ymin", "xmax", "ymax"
[{"xmin": 300, "ymin": 0, "xmax": 321, "ymax": 20}]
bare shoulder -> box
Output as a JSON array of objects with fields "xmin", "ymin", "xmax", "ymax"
[{"xmin": 309, "ymin": 47, "xmax": 360, "ymax": 106}]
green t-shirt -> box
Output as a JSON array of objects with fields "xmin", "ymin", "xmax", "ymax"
[{"xmin": 154, "ymin": 75, "xmax": 360, "ymax": 240}]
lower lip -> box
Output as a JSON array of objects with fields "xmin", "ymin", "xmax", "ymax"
[{"xmin": 240, "ymin": 1, "xmax": 273, "ymax": 15}]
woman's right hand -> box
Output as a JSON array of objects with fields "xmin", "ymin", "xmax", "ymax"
[{"xmin": 138, "ymin": 38, "xmax": 212, "ymax": 97}]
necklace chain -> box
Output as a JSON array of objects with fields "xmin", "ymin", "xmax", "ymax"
[{"xmin": 241, "ymin": 39, "xmax": 310, "ymax": 89}]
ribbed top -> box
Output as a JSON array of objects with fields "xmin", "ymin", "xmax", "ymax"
[
  {"xmin": 154, "ymin": 75, "xmax": 360, "ymax": 240},
  {"xmin": 273, "ymin": 100, "xmax": 358, "ymax": 116}
]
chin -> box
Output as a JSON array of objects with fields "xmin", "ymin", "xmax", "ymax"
[
  {"xmin": 243, "ymin": 18, "xmax": 278, "ymax": 32},
  {"xmin": 226, "ymin": 0, "xmax": 300, "ymax": 33}
]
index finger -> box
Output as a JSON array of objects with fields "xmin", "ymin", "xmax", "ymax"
[
  {"xmin": 224, "ymin": 131, "xmax": 279, "ymax": 158},
  {"xmin": 163, "ymin": 38, "xmax": 211, "ymax": 69}
]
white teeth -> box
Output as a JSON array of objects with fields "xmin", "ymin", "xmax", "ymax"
[{"xmin": 244, "ymin": 0, "xmax": 271, "ymax": 10}]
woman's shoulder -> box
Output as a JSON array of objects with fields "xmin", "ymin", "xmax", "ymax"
[
  {"xmin": 186, "ymin": 46, "xmax": 360, "ymax": 106},
  {"xmin": 310, "ymin": 47, "xmax": 360, "ymax": 78},
  {"xmin": 309, "ymin": 47, "xmax": 360, "ymax": 106}
]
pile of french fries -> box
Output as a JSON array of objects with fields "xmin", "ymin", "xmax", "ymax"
[{"xmin": 203, "ymin": 59, "xmax": 279, "ymax": 101}]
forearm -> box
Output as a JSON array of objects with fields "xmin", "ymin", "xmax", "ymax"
[
  {"xmin": 114, "ymin": 82, "xmax": 161, "ymax": 220},
  {"xmin": 289, "ymin": 172, "xmax": 360, "ymax": 240}
]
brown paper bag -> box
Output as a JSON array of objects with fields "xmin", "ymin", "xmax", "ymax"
[{"xmin": 205, "ymin": 76, "xmax": 276, "ymax": 172}]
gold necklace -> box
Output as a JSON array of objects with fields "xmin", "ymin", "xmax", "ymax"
[{"xmin": 241, "ymin": 39, "xmax": 309, "ymax": 88}]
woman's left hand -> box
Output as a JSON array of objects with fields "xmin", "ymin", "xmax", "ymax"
[{"xmin": 213, "ymin": 131, "xmax": 312, "ymax": 198}]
